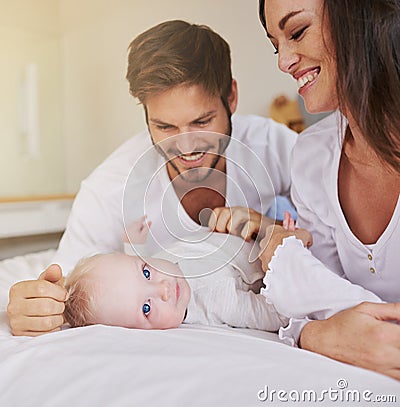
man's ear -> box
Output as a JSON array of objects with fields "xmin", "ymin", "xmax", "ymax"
[{"xmin": 228, "ymin": 79, "xmax": 239, "ymax": 114}]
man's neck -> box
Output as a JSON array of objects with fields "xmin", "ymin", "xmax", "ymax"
[{"xmin": 168, "ymin": 157, "xmax": 227, "ymax": 224}]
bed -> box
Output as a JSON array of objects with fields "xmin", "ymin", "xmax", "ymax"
[{"xmin": 0, "ymin": 250, "xmax": 398, "ymax": 406}]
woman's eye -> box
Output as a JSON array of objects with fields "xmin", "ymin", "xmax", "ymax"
[
  {"xmin": 143, "ymin": 266, "xmax": 151, "ymax": 280},
  {"xmin": 143, "ymin": 302, "xmax": 151, "ymax": 316},
  {"xmin": 290, "ymin": 27, "xmax": 307, "ymax": 41}
]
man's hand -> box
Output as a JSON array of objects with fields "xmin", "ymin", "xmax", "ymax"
[
  {"xmin": 300, "ymin": 302, "xmax": 400, "ymax": 380},
  {"xmin": 7, "ymin": 264, "xmax": 67, "ymax": 336},
  {"xmin": 208, "ymin": 206, "xmax": 274, "ymax": 241},
  {"xmin": 258, "ymin": 224, "xmax": 312, "ymax": 271}
]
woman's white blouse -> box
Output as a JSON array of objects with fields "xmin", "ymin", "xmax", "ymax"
[{"xmin": 270, "ymin": 112, "xmax": 400, "ymax": 345}]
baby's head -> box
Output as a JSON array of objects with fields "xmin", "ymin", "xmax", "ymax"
[{"xmin": 64, "ymin": 252, "xmax": 190, "ymax": 330}]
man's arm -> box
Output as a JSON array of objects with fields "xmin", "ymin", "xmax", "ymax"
[
  {"xmin": 7, "ymin": 133, "xmax": 150, "ymax": 336},
  {"xmin": 7, "ymin": 265, "xmax": 67, "ymax": 336}
]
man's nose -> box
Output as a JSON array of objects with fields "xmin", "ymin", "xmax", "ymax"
[{"xmin": 175, "ymin": 133, "xmax": 200, "ymax": 154}]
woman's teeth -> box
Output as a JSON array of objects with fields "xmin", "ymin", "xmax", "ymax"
[
  {"xmin": 297, "ymin": 72, "xmax": 318, "ymax": 88},
  {"xmin": 180, "ymin": 152, "xmax": 205, "ymax": 161}
]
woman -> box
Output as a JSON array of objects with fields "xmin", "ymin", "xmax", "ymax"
[{"xmin": 258, "ymin": 0, "xmax": 400, "ymax": 380}]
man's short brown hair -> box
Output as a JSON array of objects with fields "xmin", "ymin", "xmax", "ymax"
[{"xmin": 126, "ymin": 20, "xmax": 233, "ymax": 106}]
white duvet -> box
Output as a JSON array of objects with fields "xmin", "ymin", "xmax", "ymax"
[{"xmin": 0, "ymin": 250, "xmax": 398, "ymax": 406}]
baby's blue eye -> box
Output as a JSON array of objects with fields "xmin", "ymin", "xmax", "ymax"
[
  {"xmin": 143, "ymin": 266, "xmax": 150, "ymax": 280},
  {"xmin": 143, "ymin": 302, "xmax": 151, "ymax": 316}
]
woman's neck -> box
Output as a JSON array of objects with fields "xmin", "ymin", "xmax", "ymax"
[{"xmin": 344, "ymin": 116, "xmax": 383, "ymax": 168}]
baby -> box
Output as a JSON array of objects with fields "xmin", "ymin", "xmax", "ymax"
[{"xmin": 64, "ymin": 230, "xmax": 290, "ymax": 331}]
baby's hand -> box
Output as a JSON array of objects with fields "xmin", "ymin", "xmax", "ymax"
[
  {"xmin": 124, "ymin": 216, "xmax": 152, "ymax": 244},
  {"xmin": 281, "ymin": 211, "xmax": 312, "ymax": 249},
  {"xmin": 258, "ymin": 223, "xmax": 312, "ymax": 271},
  {"xmin": 282, "ymin": 211, "xmax": 296, "ymax": 232}
]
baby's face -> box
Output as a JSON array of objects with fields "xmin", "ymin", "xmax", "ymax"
[{"xmin": 87, "ymin": 253, "xmax": 191, "ymax": 329}]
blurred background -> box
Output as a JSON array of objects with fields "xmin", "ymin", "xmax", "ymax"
[
  {"xmin": 2, "ymin": 0, "xmax": 319, "ymax": 258},
  {"xmin": 0, "ymin": 0, "xmax": 299, "ymax": 198}
]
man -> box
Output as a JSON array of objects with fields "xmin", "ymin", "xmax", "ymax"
[{"xmin": 7, "ymin": 20, "xmax": 296, "ymax": 336}]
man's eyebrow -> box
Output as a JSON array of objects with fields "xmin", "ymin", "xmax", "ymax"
[
  {"xmin": 267, "ymin": 10, "xmax": 303, "ymax": 38},
  {"xmin": 190, "ymin": 111, "xmax": 216, "ymax": 123},
  {"xmin": 149, "ymin": 111, "xmax": 216, "ymax": 126}
]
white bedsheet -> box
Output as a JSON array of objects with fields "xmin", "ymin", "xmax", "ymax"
[{"xmin": 0, "ymin": 250, "xmax": 398, "ymax": 406}]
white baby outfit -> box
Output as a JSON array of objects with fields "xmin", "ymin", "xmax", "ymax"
[{"xmin": 129, "ymin": 232, "xmax": 287, "ymax": 331}]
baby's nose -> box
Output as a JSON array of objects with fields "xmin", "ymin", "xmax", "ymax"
[{"xmin": 158, "ymin": 280, "xmax": 171, "ymax": 302}]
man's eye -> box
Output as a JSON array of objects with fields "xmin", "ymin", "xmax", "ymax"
[
  {"xmin": 143, "ymin": 302, "xmax": 151, "ymax": 316},
  {"xmin": 143, "ymin": 266, "xmax": 151, "ymax": 280},
  {"xmin": 195, "ymin": 119, "xmax": 211, "ymax": 126}
]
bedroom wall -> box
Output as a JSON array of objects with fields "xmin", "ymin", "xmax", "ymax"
[
  {"xmin": 0, "ymin": 1, "xmax": 297, "ymax": 198},
  {"xmin": 0, "ymin": 0, "xmax": 297, "ymax": 257},
  {"xmin": 59, "ymin": 0, "xmax": 297, "ymax": 193},
  {"xmin": 0, "ymin": 0, "xmax": 65, "ymax": 197}
]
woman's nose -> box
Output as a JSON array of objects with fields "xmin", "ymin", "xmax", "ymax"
[
  {"xmin": 278, "ymin": 45, "xmax": 300, "ymax": 74},
  {"xmin": 157, "ymin": 280, "xmax": 171, "ymax": 302}
]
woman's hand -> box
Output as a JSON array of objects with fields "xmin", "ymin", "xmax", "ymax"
[
  {"xmin": 300, "ymin": 302, "xmax": 400, "ymax": 380},
  {"xmin": 208, "ymin": 206, "xmax": 274, "ymax": 241},
  {"xmin": 258, "ymin": 224, "xmax": 312, "ymax": 271},
  {"xmin": 7, "ymin": 264, "xmax": 67, "ymax": 336}
]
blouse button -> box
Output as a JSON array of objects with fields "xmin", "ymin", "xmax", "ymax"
[
  {"xmin": 370, "ymin": 267, "xmax": 375, "ymax": 274},
  {"xmin": 368, "ymin": 254, "xmax": 373, "ymax": 261}
]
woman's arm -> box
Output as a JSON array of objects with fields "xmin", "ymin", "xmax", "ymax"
[{"xmin": 300, "ymin": 303, "xmax": 400, "ymax": 381}]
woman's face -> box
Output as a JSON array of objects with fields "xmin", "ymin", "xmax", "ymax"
[{"xmin": 263, "ymin": 0, "xmax": 337, "ymax": 114}]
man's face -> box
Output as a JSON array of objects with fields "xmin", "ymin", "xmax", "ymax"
[{"xmin": 145, "ymin": 83, "xmax": 237, "ymax": 183}]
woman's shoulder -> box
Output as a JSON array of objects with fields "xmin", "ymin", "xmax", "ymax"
[
  {"xmin": 291, "ymin": 112, "xmax": 343, "ymax": 199},
  {"xmin": 296, "ymin": 111, "xmax": 342, "ymax": 151},
  {"xmin": 292, "ymin": 112, "xmax": 343, "ymax": 170}
]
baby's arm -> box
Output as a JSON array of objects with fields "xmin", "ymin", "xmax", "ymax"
[
  {"xmin": 258, "ymin": 223, "xmax": 312, "ymax": 272},
  {"xmin": 261, "ymin": 236, "xmax": 382, "ymax": 321},
  {"xmin": 232, "ymin": 290, "xmax": 289, "ymax": 331},
  {"xmin": 207, "ymin": 283, "xmax": 288, "ymax": 331}
]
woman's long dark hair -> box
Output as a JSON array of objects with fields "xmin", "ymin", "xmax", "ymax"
[
  {"xmin": 259, "ymin": 0, "xmax": 400, "ymax": 172},
  {"xmin": 325, "ymin": 0, "xmax": 400, "ymax": 172}
]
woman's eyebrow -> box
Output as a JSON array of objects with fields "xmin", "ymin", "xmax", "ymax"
[
  {"xmin": 266, "ymin": 10, "xmax": 304, "ymax": 39},
  {"xmin": 279, "ymin": 10, "xmax": 303, "ymax": 30}
]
